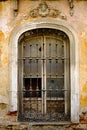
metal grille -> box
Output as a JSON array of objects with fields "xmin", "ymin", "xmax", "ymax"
[{"xmin": 18, "ymin": 28, "xmax": 70, "ymax": 122}]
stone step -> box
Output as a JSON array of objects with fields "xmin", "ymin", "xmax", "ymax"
[{"xmin": 0, "ymin": 125, "xmax": 87, "ymax": 130}]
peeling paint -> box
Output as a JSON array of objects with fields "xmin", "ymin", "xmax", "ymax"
[
  {"xmin": 7, "ymin": 111, "xmax": 17, "ymax": 116},
  {"xmin": 81, "ymin": 95, "xmax": 87, "ymax": 108},
  {"xmin": 80, "ymin": 33, "xmax": 87, "ymax": 110},
  {"xmin": 82, "ymin": 81, "xmax": 87, "ymax": 93},
  {"xmin": 0, "ymin": 30, "xmax": 4, "ymax": 41},
  {"xmin": 0, "ymin": 103, "xmax": 7, "ymax": 110},
  {"xmin": 81, "ymin": 82, "xmax": 87, "ymax": 108},
  {"xmin": 0, "ymin": 2, "xmax": 2, "ymax": 12}
]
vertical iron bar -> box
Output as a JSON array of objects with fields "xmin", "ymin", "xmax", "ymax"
[
  {"xmin": 23, "ymin": 58, "xmax": 25, "ymax": 97},
  {"xmin": 49, "ymin": 43, "xmax": 52, "ymax": 77},
  {"xmin": 29, "ymin": 76, "xmax": 32, "ymax": 117},
  {"xmin": 42, "ymin": 35, "xmax": 46, "ymax": 116},
  {"xmin": 49, "ymin": 89, "xmax": 52, "ymax": 119},
  {"xmin": 55, "ymin": 42, "xmax": 59, "ymax": 118},
  {"xmin": 49, "ymin": 43, "xmax": 51, "ymax": 58},
  {"xmin": 42, "ymin": 42, "xmax": 45, "ymax": 115},
  {"xmin": 55, "ymin": 61, "xmax": 58, "ymax": 118},
  {"xmin": 36, "ymin": 75, "xmax": 39, "ymax": 115},
  {"xmin": 49, "ymin": 43, "xmax": 52, "ymax": 118},
  {"xmin": 29, "ymin": 44, "xmax": 32, "ymax": 117},
  {"xmin": 56, "ymin": 43, "xmax": 58, "ymax": 57},
  {"xmin": 22, "ymin": 44, "xmax": 25, "ymax": 117},
  {"xmin": 36, "ymin": 43, "xmax": 39, "ymax": 116},
  {"xmin": 55, "ymin": 42, "xmax": 58, "ymax": 77}
]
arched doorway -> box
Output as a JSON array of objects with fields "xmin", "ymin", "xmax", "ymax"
[
  {"xmin": 18, "ymin": 28, "xmax": 70, "ymax": 121},
  {"xmin": 9, "ymin": 19, "xmax": 79, "ymax": 123}
]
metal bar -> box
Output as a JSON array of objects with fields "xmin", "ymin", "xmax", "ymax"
[
  {"xmin": 29, "ymin": 78, "xmax": 32, "ymax": 117},
  {"xmin": 42, "ymin": 36, "xmax": 46, "ymax": 115},
  {"xmin": 56, "ymin": 43, "xmax": 58, "ymax": 58},
  {"xmin": 29, "ymin": 44, "xmax": 33, "ymax": 116},
  {"xmin": 36, "ymin": 58, "xmax": 39, "ymax": 115}
]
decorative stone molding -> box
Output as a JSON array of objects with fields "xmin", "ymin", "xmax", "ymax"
[
  {"xmin": 29, "ymin": 2, "xmax": 67, "ymax": 20},
  {"xmin": 68, "ymin": 0, "xmax": 74, "ymax": 16},
  {"xmin": 14, "ymin": 0, "xmax": 19, "ymax": 16}
]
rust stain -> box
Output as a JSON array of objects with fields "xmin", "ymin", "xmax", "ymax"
[
  {"xmin": 7, "ymin": 111, "xmax": 17, "ymax": 116},
  {"xmin": 81, "ymin": 81, "xmax": 87, "ymax": 92},
  {"xmin": 0, "ymin": 103, "xmax": 7, "ymax": 110},
  {"xmin": 0, "ymin": 30, "xmax": 9, "ymax": 67},
  {"xmin": 0, "ymin": 31, "xmax": 4, "ymax": 40},
  {"xmin": 0, "ymin": 49, "xmax": 2, "ymax": 55},
  {"xmin": 80, "ymin": 33, "xmax": 87, "ymax": 109},
  {"xmin": 80, "ymin": 82, "xmax": 87, "ymax": 108},
  {"xmin": 80, "ymin": 38, "xmax": 87, "ymax": 59},
  {"xmin": 0, "ymin": 2, "xmax": 2, "ymax": 12},
  {"xmin": 83, "ymin": 38, "xmax": 87, "ymax": 54},
  {"xmin": 3, "ymin": 56, "xmax": 8, "ymax": 64},
  {"xmin": 0, "ymin": 55, "xmax": 8, "ymax": 66},
  {"xmin": 81, "ymin": 95, "xmax": 87, "ymax": 108},
  {"xmin": 80, "ymin": 111, "xmax": 87, "ymax": 123}
]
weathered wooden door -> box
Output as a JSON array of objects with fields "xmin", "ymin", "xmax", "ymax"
[{"xmin": 18, "ymin": 28, "xmax": 70, "ymax": 122}]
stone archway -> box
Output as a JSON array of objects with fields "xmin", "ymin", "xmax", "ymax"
[{"xmin": 9, "ymin": 18, "xmax": 79, "ymax": 123}]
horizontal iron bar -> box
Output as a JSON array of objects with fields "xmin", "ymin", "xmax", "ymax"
[
  {"xmin": 18, "ymin": 57, "xmax": 69, "ymax": 60},
  {"xmin": 18, "ymin": 89, "xmax": 70, "ymax": 92}
]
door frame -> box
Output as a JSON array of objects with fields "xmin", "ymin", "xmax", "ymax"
[{"xmin": 9, "ymin": 18, "xmax": 79, "ymax": 123}]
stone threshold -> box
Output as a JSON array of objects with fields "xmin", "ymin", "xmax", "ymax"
[
  {"xmin": 0, "ymin": 122, "xmax": 87, "ymax": 130},
  {"xmin": 0, "ymin": 121, "xmax": 74, "ymax": 126}
]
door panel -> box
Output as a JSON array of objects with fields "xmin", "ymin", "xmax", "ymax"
[
  {"xmin": 24, "ymin": 37, "xmax": 42, "ymax": 78},
  {"xmin": 18, "ymin": 28, "xmax": 70, "ymax": 122}
]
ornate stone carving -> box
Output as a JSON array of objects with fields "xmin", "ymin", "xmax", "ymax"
[
  {"xmin": 14, "ymin": 0, "xmax": 19, "ymax": 16},
  {"xmin": 38, "ymin": 2, "xmax": 50, "ymax": 17},
  {"xmin": 68, "ymin": 0, "xmax": 74, "ymax": 16},
  {"xmin": 29, "ymin": 2, "xmax": 67, "ymax": 19}
]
